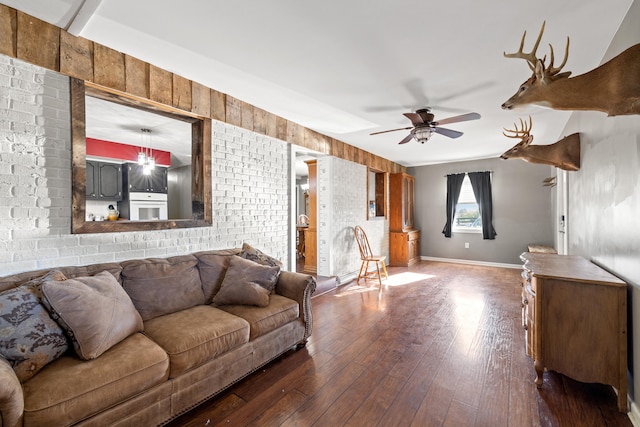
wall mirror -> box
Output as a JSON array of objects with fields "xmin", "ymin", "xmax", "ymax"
[{"xmin": 71, "ymin": 78, "xmax": 212, "ymax": 233}]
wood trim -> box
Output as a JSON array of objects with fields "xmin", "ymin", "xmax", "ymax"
[
  {"xmin": 1, "ymin": 6, "xmax": 405, "ymax": 173},
  {"xmin": 72, "ymin": 78, "xmax": 212, "ymax": 233},
  {"xmin": 0, "ymin": 6, "xmax": 17, "ymax": 58}
]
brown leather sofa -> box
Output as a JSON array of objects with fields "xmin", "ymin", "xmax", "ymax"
[{"xmin": 0, "ymin": 248, "xmax": 315, "ymax": 427}]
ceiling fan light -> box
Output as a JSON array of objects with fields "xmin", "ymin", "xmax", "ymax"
[{"xmin": 414, "ymin": 127, "xmax": 433, "ymax": 143}]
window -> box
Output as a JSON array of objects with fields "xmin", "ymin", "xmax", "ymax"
[
  {"xmin": 452, "ymin": 176, "xmax": 481, "ymax": 233},
  {"xmin": 443, "ymin": 171, "xmax": 496, "ymax": 240},
  {"xmin": 368, "ymin": 169, "xmax": 386, "ymax": 219}
]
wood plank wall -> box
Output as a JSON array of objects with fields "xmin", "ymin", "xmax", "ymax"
[{"xmin": 0, "ymin": 6, "xmax": 405, "ymax": 174}]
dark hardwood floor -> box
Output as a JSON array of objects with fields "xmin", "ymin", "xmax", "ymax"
[{"xmin": 166, "ymin": 261, "xmax": 632, "ymax": 427}]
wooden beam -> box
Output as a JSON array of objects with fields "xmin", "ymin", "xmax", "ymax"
[
  {"xmin": 287, "ymin": 121, "xmax": 304, "ymax": 147},
  {"xmin": 253, "ymin": 107, "xmax": 267, "ymax": 135},
  {"xmin": 275, "ymin": 116, "xmax": 288, "ymax": 142},
  {"xmin": 60, "ymin": 32, "xmax": 93, "ymax": 81},
  {"xmin": 0, "ymin": 5, "xmax": 17, "ymax": 58},
  {"xmin": 172, "ymin": 74, "xmax": 192, "ymax": 111},
  {"xmin": 149, "ymin": 65, "xmax": 172, "ymax": 106},
  {"xmin": 264, "ymin": 111, "xmax": 279, "ymax": 139},
  {"xmin": 125, "ymin": 55, "xmax": 149, "ymax": 99},
  {"xmin": 211, "ymin": 89, "xmax": 226, "ymax": 122},
  {"xmin": 225, "ymin": 96, "xmax": 242, "ymax": 127},
  {"xmin": 2, "ymin": 7, "xmax": 406, "ymax": 174},
  {"xmin": 93, "ymin": 43, "xmax": 125, "ymax": 91},
  {"xmin": 241, "ymin": 101, "xmax": 254, "ymax": 131},
  {"xmin": 191, "ymin": 82, "xmax": 211, "ymax": 117},
  {"xmin": 17, "ymin": 11, "xmax": 60, "ymax": 71}
]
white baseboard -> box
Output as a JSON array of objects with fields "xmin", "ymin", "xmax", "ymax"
[
  {"xmin": 337, "ymin": 272, "xmax": 357, "ymax": 285},
  {"xmin": 420, "ymin": 256, "xmax": 521, "ymax": 270},
  {"xmin": 628, "ymin": 398, "xmax": 639, "ymax": 426}
]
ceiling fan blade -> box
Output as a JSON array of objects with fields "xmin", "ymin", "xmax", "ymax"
[
  {"xmin": 435, "ymin": 112, "xmax": 481, "ymax": 126},
  {"xmin": 434, "ymin": 127, "xmax": 463, "ymax": 139},
  {"xmin": 398, "ymin": 132, "xmax": 415, "ymax": 145},
  {"xmin": 370, "ymin": 126, "xmax": 413, "ymax": 136},
  {"xmin": 403, "ymin": 112, "xmax": 424, "ymax": 126}
]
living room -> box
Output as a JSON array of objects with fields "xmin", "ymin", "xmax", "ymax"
[{"xmin": 1, "ymin": 1, "xmax": 639, "ymax": 425}]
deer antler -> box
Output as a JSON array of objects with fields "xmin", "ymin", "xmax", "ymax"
[
  {"xmin": 504, "ymin": 21, "xmax": 546, "ymax": 71},
  {"xmin": 546, "ymin": 38, "xmax": 571, "ymax": 79},
  {"xmin": 503, "ymin": 116, "xmax": 533, "ymax": 144}
]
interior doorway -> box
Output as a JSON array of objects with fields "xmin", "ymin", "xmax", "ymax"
[{"xmin": 292, "ymin": 147, "xmax": 321, "ymax": 273}]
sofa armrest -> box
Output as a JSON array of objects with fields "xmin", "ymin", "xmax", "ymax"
[
  {"xmin": 275, "ymin": 271, "xmax": 316, "ymax": 343},
  {"xmin": 0, "ymin": 357, "xmax": 23, "ymax": 427}
]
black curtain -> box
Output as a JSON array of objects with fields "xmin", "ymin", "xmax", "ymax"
[
  {"xmin": 468, "ymin": 171, "xmax": 497, "ymax": 240},
  {"xmin": 442, "ymin": 173, "xmax": 465, "ymax": 238}
]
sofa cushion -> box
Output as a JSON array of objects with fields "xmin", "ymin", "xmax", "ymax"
[
  {"xmin": 143, "ymin": 305, "xmax": 250, "ymax": 378},
  {"xmin": 121, "ymin": 255, "xmax": 205, "ymax": 320},
  {"xmin": 194, "ymin": 248, "xmax": 241, "ymax": 303},
  {"xmin": 0, "ymin": 271, "xmax": 69, "ymax": 382},
  {"xmin": 212, "ymin": 255, "xmax": 280, "ymax": 307},
  {"xmin": 41, "ymin": 271, "xmax": 143, "ymax": 360},
  {"xmin": 218, "ymin": 294, "xmax": 299, "ymax": 340},
  {"xmin": 240, "ymin": 242, "xmax": 283, "ymax": 268},
  {"xmin": 22, "ymin": 333, "xmax": 169, "ymax": 427}
]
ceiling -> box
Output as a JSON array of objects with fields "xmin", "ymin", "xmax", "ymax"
[{"xmin": 3, "ymin": 0, "xmax": 634, "ymax": 167}]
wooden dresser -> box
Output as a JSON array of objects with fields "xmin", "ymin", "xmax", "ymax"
[
  {"xmin": 389, "ymin": 173, "xmax": 420, "ymax": 267},
  {"xmin": 520, "ymin": 252, "xmax": 627, "ymax": 412}
]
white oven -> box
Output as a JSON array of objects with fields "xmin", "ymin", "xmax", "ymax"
[{"xmin": 128, "ymin": 192, "xmax": 168, "ymax": 220}]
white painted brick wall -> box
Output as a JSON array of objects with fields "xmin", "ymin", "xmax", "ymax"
[
  {"xmin": 0, "ymin": 55, "xmax": 290, "ymax": 276},
  {"xmin": 317, "ymin": 156, "xmax": 388, "ymax": 281},
  {"xmin": 211, "ymin": 121, "xmax": 289, "ymax": 264}
]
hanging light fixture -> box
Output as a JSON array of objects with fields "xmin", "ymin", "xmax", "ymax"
[
  {"xmin": 138, "ymin": 128, "xmax": 156, "ymax": 174},
  {"xmin": 137, "ymin": 128, "xmax": 148, "ymax": 165}
]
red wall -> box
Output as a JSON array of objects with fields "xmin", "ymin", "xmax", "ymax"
[{"xmin": 86, "ymin": 138, "xmax": 171, "ymax": 166}]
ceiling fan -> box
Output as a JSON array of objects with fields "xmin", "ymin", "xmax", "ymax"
[{"xmin": 370, "ymin": 108, "xmax": 481, "ymax": 144}]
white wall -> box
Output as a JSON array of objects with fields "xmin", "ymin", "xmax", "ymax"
[
  {"xmin": 317, "ymin": 156, "xmax": 388, "ymax": 282},
  {"xmin": 560, "ymin": 0, "xmax": 640, "ymax": 410},
  {"xmin": 167, "ymin": 165, "xmax": 192, "ymax": 219},
  {"xmin": 0, "ymin": 55, "xmax": 290, "ymax": 275}
]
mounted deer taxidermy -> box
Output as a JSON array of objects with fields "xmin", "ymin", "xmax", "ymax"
[
  {"xmin": 501, "ymin": 21, "xmax": 640, "ymax": 116},
  {"xmin": 500, "ymin": 116, "xmax": 580, "ymax": 171}
]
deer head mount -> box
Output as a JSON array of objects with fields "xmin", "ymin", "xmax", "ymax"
[
  {"xmin": 500, "ymin": 116, "xmax": 580, "ymax": 171},
  {"xmin": 501, "ymin": 21, "xmax": 640, "ymax": 116}
]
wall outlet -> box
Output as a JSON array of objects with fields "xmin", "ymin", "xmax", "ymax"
[{"xmin": 465, "ymin": 242, "xmax": 470, "ymax": 249}]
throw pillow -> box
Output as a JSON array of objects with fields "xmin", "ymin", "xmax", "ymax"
[
  {"xmin": 212, "ymin": 255, "xmax": 280, "ymax": 307},
  {"xmin": 239, "ymin": 243, "xmax": 283, "ymax": 268},
  {"xmin": 41, "ymin": 271, "xmax": 143, "ymax": 360},
  {"xmin": 194, "ymin": 248, "xmax": 242, "ymax": 303},
  {"xmin": 121, "ymin": 255, "xmax": 205, "ymax": 321},
  {"xmin": 0, "ymin": 270, "xmax": 69, "ymax": 382}
]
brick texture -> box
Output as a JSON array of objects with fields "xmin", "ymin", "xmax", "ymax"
[
  {"xmin": 317, "ymin": 156, "xmax": 388, "ymax": 281},
  {"xmin": 0, "ymin": 56, "xmax": 290, "ymax": 275}
]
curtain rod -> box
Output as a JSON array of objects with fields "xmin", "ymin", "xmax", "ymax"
[{"xmin": 443, "ymin": 170, "xmax": 493, "ymax": 177}]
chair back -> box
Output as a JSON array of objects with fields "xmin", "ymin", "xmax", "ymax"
[{"xmin": 354, "ymin": 226, "xmax": 373, "ymax": 259}]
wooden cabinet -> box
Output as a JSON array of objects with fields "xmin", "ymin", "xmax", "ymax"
[
  {"xmin": 86, "ymin": 160, "xmax": 123, "ymax": 201},
  {"xmin": 520, "ymin": 252, "xmax": 627, "ymax": 412},
  {"xmin": 389, "ymin": 173, "xmax": 420, "ymax": 266},
  {"xmin": 390, "ymin": 229, "xmax": 420, "ymax": 267},
  {"xmin": 124, "ymin": 163, "xmax": 168, "ymax": 193}
]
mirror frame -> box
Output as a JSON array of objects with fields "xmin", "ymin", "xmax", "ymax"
[{"xmin": 71, "ymin": 78, "xmax": 212, "ymax": 233}]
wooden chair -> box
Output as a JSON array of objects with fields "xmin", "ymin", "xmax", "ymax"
[
  {"xmin": 297, "ymin": 214, "xmax": 309, "ymax": 226},
  {"xmin": 354, "ymin": 225, "xmax": 388, "ymax": 286}
]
